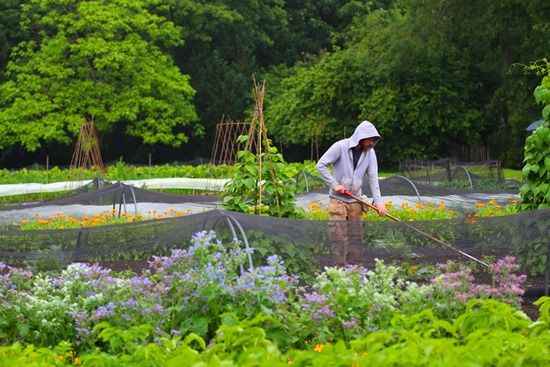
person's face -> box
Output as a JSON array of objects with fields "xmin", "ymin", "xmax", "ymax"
[{"xmin": 359, "ymin": 137, "xmax": 377, "ymax": 151}]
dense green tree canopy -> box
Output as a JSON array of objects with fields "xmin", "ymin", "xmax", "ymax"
[
  {"xmin": 0, "ymin": 0, "xmax": 547, "ymax": 167},
  {"xmin": 167, "ymin": 0, "xmax": 293, "ymax": 133},
  {"xmin": 0, "ymin": 0, "xmax": 200, "ymax": 152},
  {"xmin": 164, "ymin": 0, "xmax": 380, "ymax": 136},
  {"xmin": 265, "ymin": 3, "xmax": 484, "ymax": 166},
  {"xmin": 263, "ymin": 0, "xmax": 549, "ymax": 167},
  {"xmin": 0, "ymin": 0, "xmax": 24, "ymax": 75}
]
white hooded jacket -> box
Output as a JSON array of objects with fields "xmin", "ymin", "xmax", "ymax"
[{"xmin": 316, "ymin": 121, "xmax": 382, "ymax": 204}]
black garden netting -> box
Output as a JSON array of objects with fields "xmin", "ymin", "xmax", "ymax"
[
  {"xmin": 0, "ymin": 179, "xmax": 219, "ymax": 211},
  {"xmin": 398, "ymin": 158, "xmax": 520, "ymax": 191},
  {"xmin": 0, "ymin": 177, "xmax": 547, "ymax": 295},
  {"xmin": 0, "ymin": 207, "xmax": 548, "ymax": 294},
  {"xmin": 295, "ymin": 174, "xmax": 519, "ymax": 215},
  {"xmin": 364, "ymin": 175, "xmax": 518, "ymax": 197},
  {"xmin": 0, "ymin": 180, "xmax": 220, "ymax": 227}
]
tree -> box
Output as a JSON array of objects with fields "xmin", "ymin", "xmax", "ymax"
[
  {"xmin": 0, "ymin": 0, "xmax": 200, "ymax": 152},
  {"xmin": 265, "ymin": 0, "xmax": 549, "ymax": 167},
  {"xmin": 0, "ymin": 0, "xmax": 25, "ymax": 75},
  {"xmin": 166, "ymin": 0, "xmax": 290, "ymax": 136},
  {"xmin": 265, "ymin": 4, "xmax": 482, "ymax": 167},
  {"xmin": 164, "ymin": 0, "xmax": 377, "ymax": 157}
]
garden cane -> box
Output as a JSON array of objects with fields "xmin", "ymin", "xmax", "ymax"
[{"xmin": 342, "ymin": 190, "xmax": 488, "ymax": 267}]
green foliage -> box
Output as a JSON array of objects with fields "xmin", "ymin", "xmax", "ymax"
[
  {"xmin": 94, "ymin": 322, "xmax": 156, "ymax": 355},
  {"xmin": 520, "ymin": 59, "xmax": 550, "ymax": 210},
  {"xmin": 163, "ymin": 0, "xmax": 283, "ymax": 133},
  {"xmin": 0, "ymin": 161, "xmax": 321, "ymax": 187},
  {"xmin": 264, "ymin": 57, "xmax": 345, "ymax": 145},
  {"xmin": 0, "ymin": 240, "xmax": 548, "ymax": 365},
  {"xmin": 0, "ymin": 342, "xmax": 71, "ymax": 366},
  {"xmin": 167, "ymin": 0, "xmax": 357, "ymax": 131},
  {"xmin": 0, "ymin": 0, "xmax": 24, "ymax": 74},
  {"xmin": 515, "ymin": 239, "xmax": 548, "ymax": 276},
  {"xmin": 0, "ymin": 0, "xmax": 200, "ymax": 152},
  {"xmin": 454, "ymin": 299, "xmax": 531, "ymax": 336},
  {"xmin": 0, "ymin": 162, "xmax": 235, "ymax": 184},
  {"xmin": 3, "ymin": 309, "xmax": 550, "ymax": 366},
  {"xmin": 265, "ymin": 4, "xmax": 486, "ymax": 167},
  {"xmin": 264, "ymin": 1, "xmax": 549, "ymax": 168},
  {"xmin": 238, "ymin": 230, "xmax": 320, "ymax": 283},
  {"xmin": 222, "ymin": 141, "xmax": 302, "ymax": 218},
  {"xmin": 533, "ymin": 296, "xmax": 550, "ymax": 328}
]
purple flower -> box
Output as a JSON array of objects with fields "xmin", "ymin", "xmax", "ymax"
[
  {"xmin": 151, "ymin": 304, "xmax": 164, "ymax": 313},
  {"xmin": 343, "ymin": 319, "xmax": 358, "ymax": 328},
  {"xmin": 312, "ymin": 305, "xmax": 335, "ymax": 320},
  {"xmin": 92, "ymin": 306, "xmax": 114, "ymax": 320}
]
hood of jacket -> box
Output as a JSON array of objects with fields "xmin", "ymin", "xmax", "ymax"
[{"xmin": 348, "ymin": 120, "xmax": 381, "ymax": 148}]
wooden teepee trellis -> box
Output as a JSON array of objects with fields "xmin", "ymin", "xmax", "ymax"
[
  {"xmin": 70, "ymin": 120, "xmax": 104, "ymax": 170},
  {"xmin": 246, "ymin": 75, "xmax": 282, "ymax": 215},
  {"xmin": 210, "ymin": 115, "xmax": 256, "ymax": 165}
]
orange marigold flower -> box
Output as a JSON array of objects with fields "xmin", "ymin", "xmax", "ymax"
[{"xmin": 314, "ymin": 343, "xmax": 325, "ymax": 352}]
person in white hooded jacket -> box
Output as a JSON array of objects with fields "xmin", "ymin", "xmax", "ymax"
[{"xmin": 317, "ymin": 120, "xmax": 386, "ymax": 265}]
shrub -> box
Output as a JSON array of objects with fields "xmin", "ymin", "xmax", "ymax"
[{"xmin": 520, "ymin": 59, "xmax": 550, "ymax": 210}]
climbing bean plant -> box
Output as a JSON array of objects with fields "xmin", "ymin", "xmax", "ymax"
[
  {"xmin": 222, "ymin": 137, "xmax": 302, "ymax": 218},
  {"xmin": 520, "ymin": 59, "xmax": 550, "ymax": 211}
]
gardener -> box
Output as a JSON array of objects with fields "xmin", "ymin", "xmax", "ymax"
[{"xmin": 317, "ymin": 120, "xmax": 387, "ymax": 266}]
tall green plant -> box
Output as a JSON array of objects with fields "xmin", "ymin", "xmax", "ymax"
[
  {"xmin": 520, "ymin": 59, "xmax": 550, "ymax": 210},
  {"xmin": 222, "ymin": 137, "xmax": 301, "ymax": 218}
]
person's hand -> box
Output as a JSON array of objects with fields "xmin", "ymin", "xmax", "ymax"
[
  {"xmin": 375, "ymin": 203, "xmax": 386, "ymax": 216},
  {"xmin": 334, "ymin": 184, "xmax": 346, "ymax": 194}
]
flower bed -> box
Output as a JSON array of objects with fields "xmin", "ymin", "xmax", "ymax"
[
  {"xmin": 1, "ymin": 231, "xmax": 548, "ymax": 365},
  {"xmin": 17, "ymin": 208, "xmax": 190, "ymax": 230},
  {"xmin": 305, "ymin": 199, "xmax": 519, "ymax": 221},
  {"xmin": 11, "ymin": 199, "xmax": 519, "ymax": 232}
]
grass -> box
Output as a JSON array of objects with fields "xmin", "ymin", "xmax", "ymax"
[
  {"xmin": 502, "ymin": 168, "xmax": 522, "ymax": 181},
  {"xmin": 381, "ymin": 167, "xmax": 522, "ymax": 181}
]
